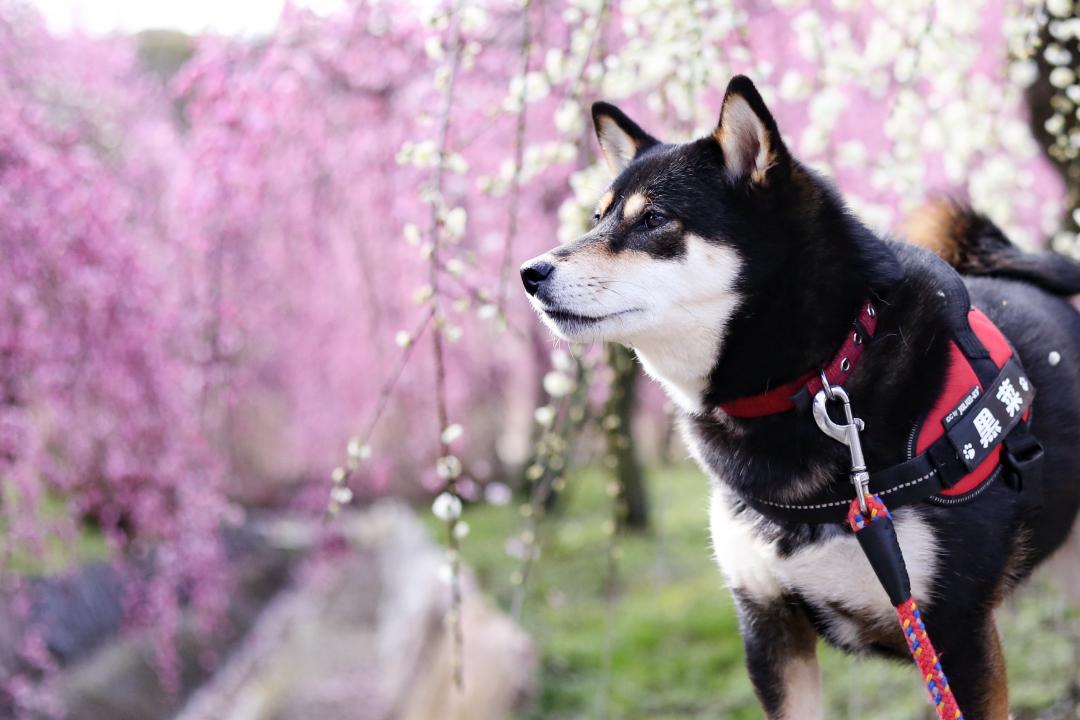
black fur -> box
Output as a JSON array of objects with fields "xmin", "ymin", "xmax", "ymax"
[{"xmin": 733, "ymin": 590, "xmax": 818, "ymax": 716}]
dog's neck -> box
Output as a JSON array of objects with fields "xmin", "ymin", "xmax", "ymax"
[{"xmin": 632, "ymin": 324, "xmax": 722, "ymax": 414}]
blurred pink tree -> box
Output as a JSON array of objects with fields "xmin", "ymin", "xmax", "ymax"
[{"xmin": 0, "ymin": 3, "xmax": 229, "ymax": 706}]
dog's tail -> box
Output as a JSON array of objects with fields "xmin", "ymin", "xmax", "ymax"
[{"xmin": 903, "ymin": 198, "xmax": 1080, "ymax": 296}]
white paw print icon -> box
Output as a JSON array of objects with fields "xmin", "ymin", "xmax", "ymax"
[{"xmin": 962, "ymin": 443, "xmax": 976, "ymax": 461}]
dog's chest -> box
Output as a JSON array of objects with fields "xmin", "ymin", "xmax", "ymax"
[{"xmin": 708, "ymin": 487, "xmax": 940, "ymax": 643}]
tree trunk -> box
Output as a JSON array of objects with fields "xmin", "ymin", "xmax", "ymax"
[
  {"xmin": 1026, "ymin": 8, "xmax": 1079, "ymax": 239},
  {"xmin": 604, "ymin": 344, "xmax": 649, "ymax": 531}
]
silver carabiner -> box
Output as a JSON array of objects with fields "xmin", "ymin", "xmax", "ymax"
[{"xmin": 812, "ymin": 385, "xmax": 870, "ymax": 513}]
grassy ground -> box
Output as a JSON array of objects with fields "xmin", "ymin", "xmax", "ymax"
[
  {"xmin": 3, "ymin": 490, "xmax": 110, "ymax": 574},
  {"xmin": 451, "ymin": 464, "xmax": 1080, "ymax": 719}
]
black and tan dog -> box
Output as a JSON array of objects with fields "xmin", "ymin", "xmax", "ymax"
[{"xmin": 520, "ymin": 76, "xmax": 1080, "ymax": 718}]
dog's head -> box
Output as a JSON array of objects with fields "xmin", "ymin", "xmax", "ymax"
[{"xmin": 521, "ymin": 76, "xmax": 800, "ymax": 409}]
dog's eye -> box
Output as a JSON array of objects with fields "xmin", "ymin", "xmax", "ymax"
[
  {"xmin": 592, "ymin": 212, "xmax": 601, "ymax": 224},
  {"xmin": 643, "ymin": 211, "xmax": 668, "ymax": 230}
]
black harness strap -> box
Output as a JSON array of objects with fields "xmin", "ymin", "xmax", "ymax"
[{"xmin": 744, "ymin": 360, "xmax": 1039, "ymax": 524}]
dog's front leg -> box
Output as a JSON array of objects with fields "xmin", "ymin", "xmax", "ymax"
[{"xmin": 734, "ymin": 592, "xmax": 822, "ymax": 720}]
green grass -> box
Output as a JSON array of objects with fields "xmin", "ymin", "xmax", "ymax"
[
  {"xmin": 1, "ymin": 488, "xmax": 110, "ymax": 575},
  {"xmin": 450, "ymin": 464, "xmax": 1080, "ymax": 719}
]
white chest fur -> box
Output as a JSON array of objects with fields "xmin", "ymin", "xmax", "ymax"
[{"xmin": 708, "ymin": 487, "xmax": 940, "ymax": 629}]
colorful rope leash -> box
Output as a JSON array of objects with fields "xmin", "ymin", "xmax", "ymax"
[{"xmin": 848, "ymin": 494, "xmax": 965, "ymax": 720}]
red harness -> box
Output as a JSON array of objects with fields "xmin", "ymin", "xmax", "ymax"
[
  {"xmin": 718, "ymin": 299, "xmax": 1041, "ymax": 523},
  {"xmin": 912, "ymin": 308, "xmax": 1019, "ymax": 497}
]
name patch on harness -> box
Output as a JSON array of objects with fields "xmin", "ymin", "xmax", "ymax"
[
  {"xmin": 942, "ymin": 385, "xmax": 981, "ymax": 430},
  {"xmin": 947, "ymin": 358, "xmax": 1035, "ymax": 472}
]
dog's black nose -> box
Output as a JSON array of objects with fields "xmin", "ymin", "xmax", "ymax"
[{"xmin": 520, "ymin": 261, "xmax": 554, "ymax": 296}]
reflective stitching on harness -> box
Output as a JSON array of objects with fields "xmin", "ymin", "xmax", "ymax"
[
  {"xmin": 928, "ymin": 466, "xmax": 1001, "ymax": 506},
  {"xmin": 752, "ymin": 497, "xmax": 849, "ymax": 510},
  {"xmin": 750, "ymin": 468, "xmax": 938, "ymax": 512},
  {"xmin": 877, "ymin": 469, "xmax": 938, "ymax": 498}
]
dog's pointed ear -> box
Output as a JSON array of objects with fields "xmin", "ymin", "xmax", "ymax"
[
  {"xmin": 714, "ymin": 76, "xmax": 789, "ymax": 185},
  {"xmin": 592, "ymin": 102, "xmax": 659, "ymax": 175}
]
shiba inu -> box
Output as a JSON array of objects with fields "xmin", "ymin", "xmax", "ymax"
[{"xmin": 520, "ymin": 75, "xmax": 1080, "ymax": 718}]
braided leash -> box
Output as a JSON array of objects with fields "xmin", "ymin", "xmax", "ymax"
[{"xmin": 848, "ymin": 494, "xmax": 965, "ymax": 720}]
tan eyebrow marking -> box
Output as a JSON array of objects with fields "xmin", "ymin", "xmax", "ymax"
[
  {"xmin": 623, "ymin": 192, "xmax": 647, "ymax": 221},
  {"xmin": 596, "ymin": 190, "xmax": 615, "ymax": 217}
]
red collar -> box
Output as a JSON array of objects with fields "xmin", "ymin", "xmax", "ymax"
[{"xmin": 718, "ymin": 300, "xmax": 880, "ymax": 418}]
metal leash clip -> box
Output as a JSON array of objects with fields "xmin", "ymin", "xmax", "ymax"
[{"xmin": 812, "ymin": 372, "xmax": 870, "ymax": 513}]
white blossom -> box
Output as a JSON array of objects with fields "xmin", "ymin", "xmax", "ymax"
[
  {"xmin": 1047, "ymin": 0, "xmax": 1073, "ymax": 18},
  {"xmin": 554, "ymin": 100, "xmax": 584, "ymax": 135},
  {"xmin": 550, "ymin": 348, "xmax": 574, "ymax": 372},
  {"xmin": 347, "ymin": 438, "xmax": 371, "ymax": 461},
  {"xmin": 543, "ymin": 370, "xmax": 575, "ymax": 398},
  {"xmin": 431, "ymin": 492, "xmax": 463, "ymax": 521},
  {"xmin": 444, "ymin": 207, "xmax": 467, "ymax": 239},
  {"xmin": 1049, "ymin": 67, "xmax": 1076, "ymax": 89},
  {"xmin": 331, "ymin": 486, "xmax": 353, "ymax": 505},
  {"xmin": 534, "ymin": 405, "xmax": 556, "ymax": 427},
  {"xmin": 441, "ymin": 423, "xmax": 464, "ymax": 444},
  {"xmin": 436, "ymin": 455, "xmax": 463, "ymax": 480}
]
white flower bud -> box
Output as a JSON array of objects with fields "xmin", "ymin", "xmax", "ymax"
[
  {"xmin": 534, "ymin": 405, "xmax": 556, "ymax": 427},
  {"xmin": 445, "ymin": 153, "xmax": 469, "ymax": 174},
  {"xmin": 1047, "ymin": 0, "xmax": 1072, "ymax": 17},
  {"xmin": 1049, "ymin": 67, "xmax": 1076, "ymax": 89},
  {"xmin": 550, "ymin": 348, "xmax": 574, "ymax": 372},
  {"xmin": 436, "ymin": 455, "xmax": 463, "ymax": 480},
  {"xmin": 444, "ymin": 207, "xmax": 467, "ymax": 239},
  {"xmin": 413, "ymin": 285, "xmax": 434, "ymax": 304},
  {"xmin": 441, "ymin": 424, "xmax": 464, "ymax": 444},
  {"xmin": 437, "ymin": 562, "xmax": 454, "ymax": 584},
  {"xmin": 424, "ymin": 37, "xmax": 444, "ymax": 61},
  {"xmin": 347, "ymin": 438, "xmax": 371, "ymax": 460},
  {"xmin": 544, "ymin": 370, "xmax": 575, "ymax": 398},
  {"xmin": 432, "ymin": 492, "xmax": 463, "ymax": 521},
  {"xmin": 554, "ymin": 100, "xmax": 583, "ymax": 136}
]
